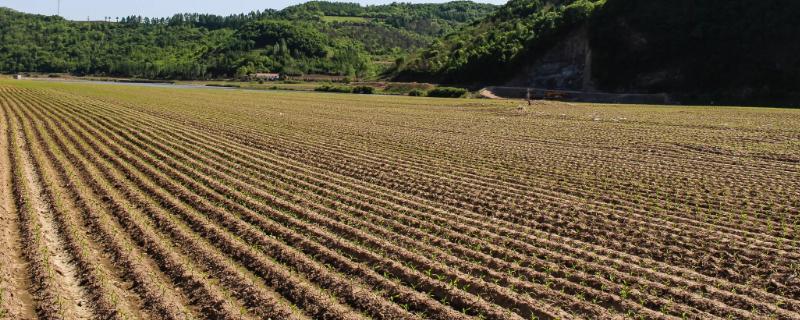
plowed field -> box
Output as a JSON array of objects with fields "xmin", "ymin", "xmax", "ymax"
[{"xmin": 1, "ymin": 80, "xmax": 799, "ymax": 320}]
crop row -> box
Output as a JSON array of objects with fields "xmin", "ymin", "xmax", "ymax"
[{"xmin": 2, "ymin": 84, "xmax": 798, "ymax": 320}]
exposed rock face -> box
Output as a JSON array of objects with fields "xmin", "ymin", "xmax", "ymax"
[{"xmin": 507, "ymin": 26, "xmax": 593, "ymax": 91}]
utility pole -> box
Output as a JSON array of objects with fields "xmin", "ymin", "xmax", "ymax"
[{"xmin": 57, "ymin": 0, "xmax": 61, "ymax": 16}]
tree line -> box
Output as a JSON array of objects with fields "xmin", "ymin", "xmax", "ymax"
[
  {"xmin": 0, "ymin": 1, "xmax": 496, "ymax": 80},
  {"xmin": 397, "ymin": 0, "xmax": 800, "ymax": 104}
]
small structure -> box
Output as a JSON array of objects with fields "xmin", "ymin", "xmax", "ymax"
[
  {"xmin": 13, "ymin": 74, "xmax": 23, "ymax": 80},
  {"xmin": 252, "ymin": 73, "xmax": 281, "ymax": 81},
  {"xmin": 284, "ymin": 74, "xmax": 346, "ymax": 82}
]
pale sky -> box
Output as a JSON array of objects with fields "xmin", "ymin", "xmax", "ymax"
[{"xmin": 0, "ymin": 0, "xmax": 506, "ymax": 21}]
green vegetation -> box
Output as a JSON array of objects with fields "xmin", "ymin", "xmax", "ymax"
[
  {"xmin": 314, "ymin": 84, "xmax": 375, "ymax": 94},
  {"xmin": 321, "ymin": 16, "xmax": 370, "ymax": 23},
  {"xmin": 315, "ymin": 84, "xmax": 357, "ymax": 93},
  {"xmin": 588, "ymin": 0, "xmax": 800, "ymax": 103},
  {"xmin": 6, "ymin": 0, "xmax": 796, "ymax": 104},
  {"xmin": 380, "ymin": 82, "xmax": 435, "ymax": 95},
  {"xmin": 426, "ymin": 87, "xmax": 468, "ymax": 98},
  {"xmin": 0, "ymin": 1, "xmax": 495, "ymax": 80},
  {"xmin": 400, "ymin": 0, "xmax": 800, "ymax": 104},
  {"xmin": 351, "ymin": 85, "xmax": 375, "ymax": 94},
  {"xmin": 206, "ymin": 83, "xmax": 241, "ymax": 88},
  {"xmin": 398, "ymin": 0, "xmax": 603, "ymax": 83},
  {"xmin": 284, "ymin": 1, "xmax": 497, "ymax": 37}
]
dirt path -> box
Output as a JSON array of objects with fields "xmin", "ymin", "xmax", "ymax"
[
  {"xmin": 15, "ymin": 126, "xmax": 93, "ymax": 320},
  {"xmin": 478, "ymin": 88, "xmax": 504, "ymax": 99}
]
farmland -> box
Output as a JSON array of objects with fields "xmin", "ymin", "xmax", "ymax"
[{"xmin": 1, "ymin": 79, "xmax": 799, "ymax": 320}]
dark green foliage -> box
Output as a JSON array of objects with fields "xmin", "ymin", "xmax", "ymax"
[
  {"xmin": 403, "ymin": 0, "xmax": 800, "ymax": 104},
  {"xmin": 325, "ymin": 23, "xmax": 428, "ymax": 55},
  {"xmin": 315, "ymin": 84, "xmax": 374, "ymax": 94},
  {"xmin": 314, "ymin": 84, "xmax": 354, "ymax": 93},
  {"xmin": 351, "ymin": 86, "xmax": 375, "ymax": 94},
  {"xmin": 0, "ymin": 2, "xmax": 496, "ymax": 79},
  {"xmin": 398, "ymin": 0, "xmax": 602, "ymax": 83},
  {"xmin": 121, "ymin": 11, "xmax": 277, "ymax": 29},
  {"xmin": 237, "ymin": 20, "xmax": 327, "ymax": 57},
  {"xmin": 408, "ymin": 89, "xmax": 426, "ymax": 96},
  {"xmin": 589, "ymin": 0, "xmax": 800, "ymax": 103},
  {"xmin": 283, "ymin": 1, "xmax": 497, "ymax": 36},
  {"xmin": 381, "ymin": 82, "xmax": 434, "ymax": 95},
  {"xmin": 427, "ymin": 87, "xmax": 468, "ymax": 98},
  {"xmin": 0, "ymin": 9, "xmax": 221, "ymax": 78}
]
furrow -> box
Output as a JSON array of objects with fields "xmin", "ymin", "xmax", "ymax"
[
  {"xmin": 10, "ymin": 94, "xmax": 140, "ymax": 319},
  {"xmin": 15, "ymin": 93, "xmax": 258, "ymax": 320},
  {"xmin": 75, "ymin": 89, "xmax": 800, "ymax": 318},
  {"xmin": 11, "ymin": 94, "xmax": 198, "ymax": 320},
  {"xmin": 4, "ymin": 100, "xmax": 91, "ymax": 319},
  {"xmin": 0, "ymin": 93, "xmax": 36, "ymax": 320},
  {"xmin": 48, "ymin": 87, "xmax": 792, "ymax": 318},
  {"xmin": 28, "ymin": 92, "xmax": 354, "ymax": 320}
]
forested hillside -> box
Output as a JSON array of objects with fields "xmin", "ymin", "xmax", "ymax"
[
  {"xmin": 590, "ymin": 0, "xmax": 800, "ymax": 103},
  {"xmin": 399, "ymin": 0, "xmax": 800, "ymax": 104},
  {"xmin": 396, "ymin": 0, "xmax": 603, "ymax": 83},
  {"xmin": 0, "ymin": 1, "xmax": 495, "ymax": 79}
]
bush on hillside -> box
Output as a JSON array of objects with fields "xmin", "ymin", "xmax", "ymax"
[
  {"xmin": 352, "ymin": 85, "xmax": 375, "ymax": 94},
  {"xmin": 315, "ymin": 84, "xmax": 375, "ymax": 94},
  {"xmin": 383, "ymin": 82, "xmax": 435, "ymax": 95},
  {"xmin": 427, "ymin": 87, "xmax": 467, "ymax": 98},
  {"xmin": 315, "ymin": 85, "xmax": 353, "ymax": 93}
]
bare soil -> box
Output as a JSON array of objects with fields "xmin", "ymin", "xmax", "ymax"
[
  {"xmin": 0, "ymin": 106, "xmax": 35, "ymax": 320},
  {"xmin": 16, "ymin": 129, "xmax": 93, "ymax": 319}
]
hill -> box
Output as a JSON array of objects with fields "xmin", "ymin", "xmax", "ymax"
[
  {"xmin": 399, "ymin": 0, "xmax": 800, "ymax": 105},
  {"xmin": 396, "ymin": 0, "xmax": 601, "ymax": 83},
  {"xmin": 0, "ymin": 1, "xmax": 496, "ymax": 80}
]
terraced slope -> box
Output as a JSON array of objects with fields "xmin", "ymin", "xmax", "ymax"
[{"xmin": 1, "ymin": 80, "xmax": 799, "ymax": 319}]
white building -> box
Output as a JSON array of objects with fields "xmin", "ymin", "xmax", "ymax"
[{"xmin": 252, "ymin": 73, "xmax": 281, "ymax": 81}]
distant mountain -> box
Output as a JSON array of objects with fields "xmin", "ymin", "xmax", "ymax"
[
  {"xmin": 399, "ymin": 0, "xmax": 800, "ymax": 105},
  {"xmin": 0, "ymin": 1, "xmax": 496, "ymax": 79}
]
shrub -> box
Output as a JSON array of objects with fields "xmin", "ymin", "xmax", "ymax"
[
  {"xmin": 352, "ymin": 86, "xmax": 375, "ymax": 94},
  {"xmin": 427, "ymin": 87, "xmax": 468, "ymax": 98},
  {"xmin": 384, "ymin": 82, "xmax": 434, "ymax": 95},
  {"xmin": 315, "ymin": 85, "xmax": 374, "ymax": 94},
  {"xmin": 315, "ymin": 85, "xmax": 353, "ymax": 93},
  {"xmin": 206, "ymin": 83, "xmax": 240, "ymax": 88},
  {"xmin": 409, "ymin": 89, "xmax": 426, "ymax": 96}
]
